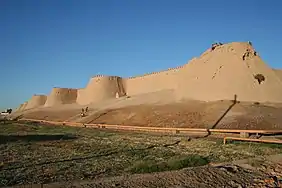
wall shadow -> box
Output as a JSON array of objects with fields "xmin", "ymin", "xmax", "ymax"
[
  {"xmin": 0, "ymin": 134, "xmax": 77, "ymax": 144},
  {"xmin": 85, "ymin": 109, "xmax": 114, "ymax": 124},
  {"xmin": 205, "ymin": 94, "xmax": 238, "ymax": 137},
  {"xmin": 12, "ymin": 114, "xmax": 24, "ymax": 121}
]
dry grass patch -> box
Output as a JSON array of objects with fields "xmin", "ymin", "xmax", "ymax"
[{"xmin": 1, "ymin": 121, "xmax": 282, "ymax": 186}]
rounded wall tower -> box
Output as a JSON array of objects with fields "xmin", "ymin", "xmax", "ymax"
[
  {"xmin": 25, "ymin": 95, "xmax": 47, "ymax": 110},
  {"xmin": 76, "ymin": 75, "xmax": 126, "ymax": 105},
  {"xmin": 44, "ymin": 87, "xmax": 78, "ymax": 107}
]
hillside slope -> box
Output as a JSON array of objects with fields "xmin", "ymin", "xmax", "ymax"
[{"xmin": 176, "ymin": 42, "xmax": 282, "ymax": 103}]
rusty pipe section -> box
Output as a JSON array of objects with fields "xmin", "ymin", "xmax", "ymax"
[
  {"xmin": 224, "ymin": 137, "xmax": 282, "ymax": 144},
  {"xmin": 20, "ymin": 118, "xmax": 282, "ymax": 135}
]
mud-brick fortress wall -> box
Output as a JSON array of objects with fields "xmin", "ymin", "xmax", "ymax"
[
  {"xmin": 75, "ymin": 66, "xmax": 186, "ymax": 105},
  {"xmin": 124, "ymin": 65, "xmax": 185, "ymax": 96},
  {"xmin": 15, "ymin": 42, "xmax": 282, "ymax": 111}
]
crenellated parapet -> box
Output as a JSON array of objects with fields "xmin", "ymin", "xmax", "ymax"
[
  {"xmin": 126, "ymin": 64, "xmax": 185, "ymax": 80},
  {"xmin": 124, "ymin": 64, "xmax": 186, "ymax": 96},
  {"xmin": 91, "ymin": 74, "xmax": 106, "ymax": 78}
]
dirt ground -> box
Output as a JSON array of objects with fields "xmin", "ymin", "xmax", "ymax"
[
  {"xmin": 20, "ymin": 100, "xmax": 282, "ymax": 130},
  {"xmin": 5, "ymin": 161, "xmax": 282, "ymax": 188},
  {"xmin": 43, "ymin": 160, "xmax": 282, "ymax": 188},
  {"xmin": 1, "ymin": 122, "xmax": 282, "ymax": 187}
]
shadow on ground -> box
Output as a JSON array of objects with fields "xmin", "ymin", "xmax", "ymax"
[
  {"xmin": 0, "ymin": 134, "xmax": 78, "ymax": 144},
  {"xmin": 203, "ymin": 94, "xmax": 238, "ymax": 138}
]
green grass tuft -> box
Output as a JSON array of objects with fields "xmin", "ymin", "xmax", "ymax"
[{"xmin": 130, "ymin": 155, "xmax": 209, "ymax": 174}]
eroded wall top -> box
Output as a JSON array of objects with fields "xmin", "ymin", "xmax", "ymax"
[
  {"xmin": 125, "ymin": 64, "xmax": 186, "ymax": 80},
  {"xmin": 176, "ymin": 42, "xmax": 282, "ymax": 103}
]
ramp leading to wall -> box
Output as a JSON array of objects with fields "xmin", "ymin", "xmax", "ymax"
[
  {"xmin": 25, "ymin": 95, "xmax": 47, "ymax": 110},
  {"xmin": 44, "ymin": 88, "xmax": 78, "ymax": 107},
  {"xmin": 77, "ymin": 75, "xmax": 126, "ymax": 105},
  {"xmin": 176, "ymin": 42, "xmax": 282, "ymax": 103}
]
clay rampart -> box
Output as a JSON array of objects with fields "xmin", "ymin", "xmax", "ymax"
[
  {"xmin": 44, "ymin": 87, "xmax": 78, "ymax": 107},
  {"xmin": 124, "ymin": 65, "xmax": 185, "ymax": 96},
  {"xmin": 176, "ymin": 42, "xmax": 282, "ymax": 103},
  {"xmin": 18, "ymin": 41, "xmax": 282, "ymax": 109}
]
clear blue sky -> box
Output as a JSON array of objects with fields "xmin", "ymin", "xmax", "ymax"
[{"xmin": 1, "ymin": 0, "xmax": 282, "ymax": 110}]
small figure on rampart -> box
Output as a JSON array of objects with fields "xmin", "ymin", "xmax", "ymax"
[
  {"xmin": 242, "ymin": 53, "xmax": 246, "ymax": 61},
  {"xmin": 80, "ymin": 108, "xmax": 85, "ymax": 117},
  {"xmin": 242, "ymin": 48, "xmax": 256, "ymax": 61},
  {"xmin": 211, "ymin": 43, "xmax": 219, "ymax": 51},
  {"xmin": 115, "ymin": 92, "xmax": 120, "ymax": 99},
  {"xmin": 211, "ymin": 42, "xmax": 223, "ymax": 51}
]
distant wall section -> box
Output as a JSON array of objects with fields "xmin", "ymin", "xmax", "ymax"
[
  {"xmin": 20, "ymin": 102, "xmax": 28, "ymax": 111},
  {"xmin": 25, "ymin": 95, "xmax": 47, "ymax": 110},
  {"xmin": 76, "ymin": 75, "xmax": 126, "ymax": 105},
  {"xmin": 14, "ymin": 104, "xmax": 24, "ymax": 112},
  {"xmin": 44, "ymin": 88, "xmax": 78, "ymax": 107},
  {"xmin": 124, "ymin": 65, "xmax": 185, "ymax": 96}
]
